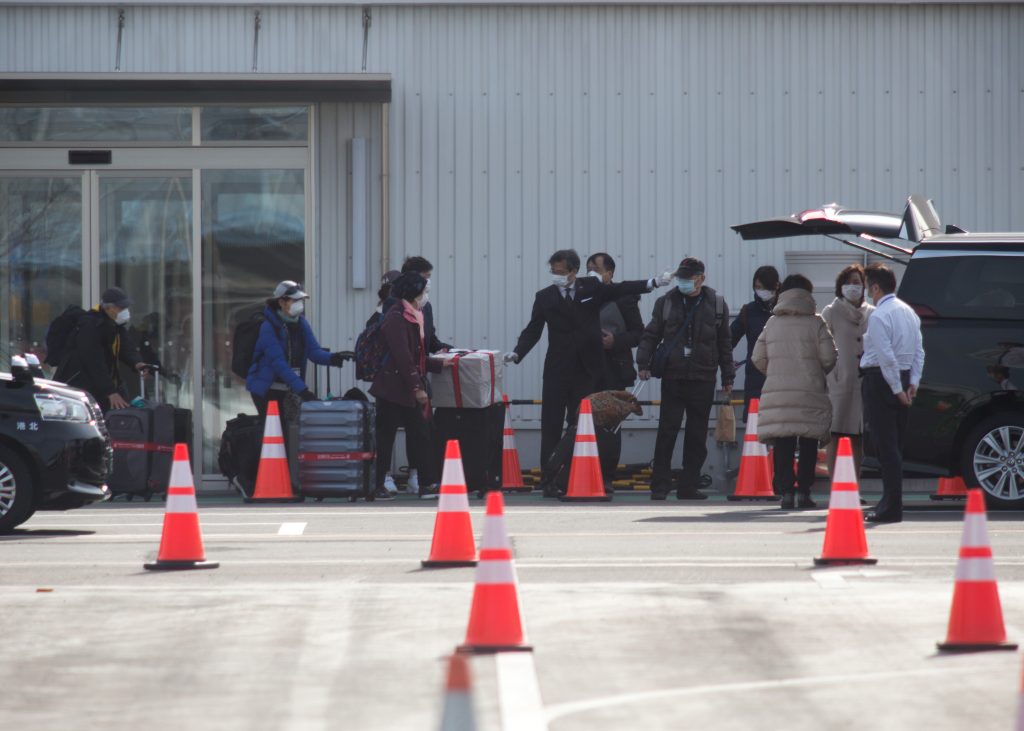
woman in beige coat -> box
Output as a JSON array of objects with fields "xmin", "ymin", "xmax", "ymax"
[
  {"xmin": 821, "ymin": 264, "xmax": 874, "ymax": 478},
  {"xmin": 753, "ymin": 275, "xmax": 838, "ymax": 509}
]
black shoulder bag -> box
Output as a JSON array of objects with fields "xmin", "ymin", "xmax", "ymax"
[{"xmin": 650, "ymin": 294, "xmax": 704, "ymax": 379}]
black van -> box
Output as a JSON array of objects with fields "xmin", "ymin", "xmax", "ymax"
[
  {"xmin": 0, "ymin": 355, "xmax": 112, "ymax": 532},
  {"xmin": 733, "ymin": 196, "xmax": 1024, "ymax": 508}
]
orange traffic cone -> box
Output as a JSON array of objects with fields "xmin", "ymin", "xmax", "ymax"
[
  {"xmin": 937, "ymin": 489, "xmax": 1018, "ymax": 652},
  {"xmin": 560, "ymin": 399, "xmax": 611, "ymax": 502},
  {"xmin": 457, "ymin": 494, "xmax": 532, "ymax": 654},
  {"xmin": 422, "ymin": 440, "xmax": 478, "ymax": 568},
  {"xmin": 144, "ymin": 443, "xmax": 219, "ymax": 571},
  {"xmin": 439, "ymin": 654, "xmax": 477, "ymax": 731},
  {"xmin": 930, "ymin": 476, "xmax": 968, "ymax": 501},
  {"xmin": 728, "ymin": 398, "xmax": 779, "ymax": 501},
  {"xmin": 814, "ymin": 437, "xmax": 876, "ymax": 566},
  {"xmin": 1016, "ymin": 658, "xmax": 1024, "ymax": 731},
  {"xmin": 500, "ymin": 395, "xmax": 529, "ymax": 493},
  {"xmin": 247, "ymin": 400, "xmax": 301, "ymax": 503}
]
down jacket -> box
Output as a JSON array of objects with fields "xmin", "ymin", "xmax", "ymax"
[
  {"xmin": 246, "ymin": 305, "xmax": 333, "ymax": 397},
  {"xmin": 752, "ymin": 289, "xmax": 838, "ymax": 444}
]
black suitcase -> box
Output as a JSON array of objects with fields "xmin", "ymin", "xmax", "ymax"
[
  {"xmin": 218, "ymin": 413, "xmax": 263, "ymax": 497},
  {"xmin": 106, "ymin": 369, "xmax": 175, "ymax": 500},
  {"xmin": 434, "ymin": 404, "xmax": 504, "ymax": 495},
  {"xmin": 298, "ymin": 397, "xmax": 376, "ymax": 501},
  {"xmin": 540, "ymin": 424, "xmax": 620, "ymax": 495}
]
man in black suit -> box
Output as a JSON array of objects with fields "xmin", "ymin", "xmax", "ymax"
[{"xmin": 505, "ymin": 249, "xmax": 669, "ymax": 468}]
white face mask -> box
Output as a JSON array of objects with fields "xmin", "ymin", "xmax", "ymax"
[
  {"xmin": 586, "ymin": 270, "xmax": 601, "ymax": 279},
  {"xmin": 424, "ymin": 278, "xmax": 432, "ymax": 294},
  {"xmin": 288, "ymin": 301, "xmax": 305, "ymax": 317},
  {"xmin": 115, "ymin": 308, "xmax": 130, "ymax": 325},
  {"xmin": 414, "ymin": 293, "xmax": 429, "ymax": 310},
  {"xmin": 754, "ymin": 289, "xmax": 774, "ymax": 302},
  {"xmin": 842, "ymin": 284, "xmax": 864, "ymax": 302},
  {"xmin": 552, "ymin": 274, "xmax": 571, "ymax": 288}
]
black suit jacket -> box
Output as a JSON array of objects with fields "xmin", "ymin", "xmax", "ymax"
[{"xmin": 513, "ymin": 277, "xmax": 651, "ymax": 379}]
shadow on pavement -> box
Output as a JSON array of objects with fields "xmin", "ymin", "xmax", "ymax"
[{"xmin": 0, "ymin": 529, "xmax": 96, "ymax": 540}]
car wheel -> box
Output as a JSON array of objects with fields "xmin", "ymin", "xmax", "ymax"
[
  {"xmin": 0, "ymin": 448, "xmax": 35, "ymax": 533},
  {"xmin": 960, "ymin": 412, "xmax": 1024, "ymax": 509}
]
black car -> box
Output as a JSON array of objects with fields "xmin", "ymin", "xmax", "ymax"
[
  {"xmin": 733, "ymin": 195, "xmax": 1024, "ymax": 507},
  {"xmin": 0, "ymin": 354, "xmax": 112, "ymax": 532}
]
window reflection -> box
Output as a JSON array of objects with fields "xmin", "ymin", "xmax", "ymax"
[
  {"xmin": 0, "ymin": 107, "xmax": 192, "ymax": 143},
  {"xmin": 201, "ymin": 107, "xmax": 308, "ymax": 142}
]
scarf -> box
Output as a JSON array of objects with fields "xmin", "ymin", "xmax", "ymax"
[{"xmin": 402, "ymin": 300, "xmax": 427, "ymax": 374}]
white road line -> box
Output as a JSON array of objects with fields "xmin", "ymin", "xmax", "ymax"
[
  {"xmin": 278, "ymin": 522, "xmax": 308, "ymax": 536},
  {"xmin": 497, "ymin": 653, "xmax": 548, "ymax": 731},
  {"xmin": 543, "ymin": 665, "xmax": 993, "ymax": 723}
]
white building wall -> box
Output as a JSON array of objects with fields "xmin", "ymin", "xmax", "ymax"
[{"xmin": 2, "ymin": 3, "xmax": 1023, "ymax": 437}]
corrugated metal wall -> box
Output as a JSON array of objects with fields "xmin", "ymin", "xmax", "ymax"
[{"xmin": 3, "ymin": 3, "xmax": 1023, "ymax": 427}]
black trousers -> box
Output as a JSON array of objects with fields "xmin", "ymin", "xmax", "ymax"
[
  {"xmin": 652, "ymin": 379, "xmax": 716, "ymax": 490},
  {"xmin": 251, "ymin": 390, "xmax": 291, "ymax": 449},
  {"xmin": 862, "ymin": 369, "xmax": 911, "ymax": 520},
  {"xmin": 540, "ymin": 364, "xmax": 599, "ymax": 468},
  {"xmin": 375, "ymin": 398, "xmax": 438, "ymax": 489},
  {"xmin": 772, "ymin": 436, "xmax": 819, "ymax": 495}
]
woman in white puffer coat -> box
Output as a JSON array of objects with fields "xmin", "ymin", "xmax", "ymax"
[{"xmin": 753, "ymin": 274, "xmax": 838, "ymax": 509}]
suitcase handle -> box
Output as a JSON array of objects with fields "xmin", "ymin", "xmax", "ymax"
[{"xmin": 138, "ymin": 363, "xmax": 161, "ymax": 402}]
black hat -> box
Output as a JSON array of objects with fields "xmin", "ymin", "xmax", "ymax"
[
  {"xmin": 100, "ymin": 287, "xmax": 131, "ymax": 308},
  {"xmin": 675, "ymin": 257, "xmax": 705, "ymax": 278}
]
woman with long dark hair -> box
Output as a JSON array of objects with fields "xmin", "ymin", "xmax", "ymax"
[{"xmin": 730, "ymin": 265, "xmax": 780, "ymax": 421}]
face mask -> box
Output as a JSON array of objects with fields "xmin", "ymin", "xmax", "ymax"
[
  {"xmin": 676, "ymin": 278, "xmax": 696, "ymax": 295},
  {"xmin": 552, "ymin": 274, "xmax": 570, "ymax": 288},
  {"xmin": 842, "ymin": 284, "xmax": 864, "ymax": 302},
  {"xmin": 425, "ymin": 278, "xmax": 432, "ymax": 294},
  {"xmin": 288, "ymin": 301, "xmax": 305, "ymax": 317},
  {"xmin": 586, "ymin": 270, "xmax": 601, "ymax": 279},
  {"xmin": 755, "ymin": 289, "xmax": 774, "ymax": 302},
  {"xmin": 115, "ymin": 308, "xmax": 130, "ymax": 325},
  {"xmin": 415, "ymin": 293, "xmax": 429, "ymax": 310}
]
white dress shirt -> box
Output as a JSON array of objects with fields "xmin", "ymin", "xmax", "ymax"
[{"xmin": 859, "ymin": 293, "xmax": 926, "ymax": 394}]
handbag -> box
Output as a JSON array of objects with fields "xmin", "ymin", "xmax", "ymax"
[
  {"xmin": 650, "ymin": 294, "xmax": 704, "ymax": 378},
  {"xmin": 714, "ymin": 404, "xmax": 737, "ymax": 443}
]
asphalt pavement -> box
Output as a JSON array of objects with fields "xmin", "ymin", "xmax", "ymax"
[{"xmin": 1, "ymin": 490, "xmax": 1022, "ymax": 730}]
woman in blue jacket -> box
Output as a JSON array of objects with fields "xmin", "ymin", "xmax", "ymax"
[{"xmin": 246, "ymin": 280, "xmax": 347, "ymax": 417}]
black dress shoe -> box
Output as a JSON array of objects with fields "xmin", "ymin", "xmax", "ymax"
[
  {"xmin": 865, "ymin": 512, "xmax": 902, "ymax": 524},
  {"xmin": 676, "ymin": 489, "xmax": 708, "ymax": 501}
]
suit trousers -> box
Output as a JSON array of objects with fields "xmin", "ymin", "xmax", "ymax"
[
  {"xmin": 861, "ymin": 369, "xmax": 910, "ymax": 520},
  {"xmin": 540, "ymin": 364, "xmax": 599, "ymax": 468},
  {"xmin": 652, "ymin": 379, "xmax": 716, "ymax": 489},
  {"xmin": 375, "ymin": 398, "xmax": 437, "ymax": 489}
]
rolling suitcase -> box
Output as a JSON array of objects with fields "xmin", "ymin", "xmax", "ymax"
[
  {"xmin": 434, "ymin": 403, "xmax": 504, "ymax": 495},
  {"xmin": 106, "ymin": 367, "xmax": 175, "ymax": 501},
  {"xmin": 298, "ymin": 369, "xmax": 376, "ymax": 501}
]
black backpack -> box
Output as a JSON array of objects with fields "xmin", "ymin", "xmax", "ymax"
[
  {"xmin": 44, "ymin": 304, "xmax": 86, "ymax": 367},
  {"xmin": 218, "ymin": 413, "xmax": 263, "ymax": 497},
  {"xmin": 230, "ymin": 312, "xmax": 267, "ymax": 380}
]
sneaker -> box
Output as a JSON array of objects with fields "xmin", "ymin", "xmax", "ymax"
[
  {"xmin": 383, "ymin": 473, "xmax": 398, "ymax": 494},
  {"xmin": 407, "ymin": 470, "xmax": 420, "ymax": 495},
  {"xmin": 418, "ymin": 484, "xmax": 440, "ymax": 500},
  {"xmin": 370, "ymin": 486, "xmax": 395, "ymax": 501}
]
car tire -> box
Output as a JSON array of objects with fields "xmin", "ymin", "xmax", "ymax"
[
  {"xmin": 0, "ymin": 447, "xmax": 35, "ymax": 533},
  {"xmin": 960, "ymin": 412, "xmax": 1024, "ymax": 510}
]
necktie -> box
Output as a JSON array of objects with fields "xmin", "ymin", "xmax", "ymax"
[{"xmin": 564, "ymin": 287, "xmax": 573, "ymax": 301}]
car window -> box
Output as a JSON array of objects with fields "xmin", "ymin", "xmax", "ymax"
[{"xmin": 900, "ymin": 254, "xmax": 1024, "ymax": 320}]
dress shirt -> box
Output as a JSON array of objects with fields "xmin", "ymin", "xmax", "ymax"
[{"xmin": 859, "ymin": 293, "xmax": 925, "ymax": 394}]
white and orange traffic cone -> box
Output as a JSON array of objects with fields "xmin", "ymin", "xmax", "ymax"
[
  {"xmin": 422, "ymin": 440, "xmax": 478, "ymax": 568},
  {"xmin": 1016, "ymin": 658, "xmax": 1024, "ymax": 731},
  {"xmin": 247, "ymin": 400, "xmax": 301, "ymax": 503},
  {"xmin": 560, "ymin": 399, "xmax": 611, "ymax": 503},
  {"xmin": 500, "ymin": 395, "xmax": 529, "ymax": 493},
  {"xmin": 728, "ymin": 398, "xmax": 779, "ymax": 501},
  {"xmin": 439, "ymin": 654, "xmax": 477, "ymax": 731},
  {"xmin": 937, "ymin": 489, "xmax": 1018, "ymax": 652},
  {"xmin": 144, "ymin": 443, "xmax": 219, "ymax": 571},
  {"xmin": 814, "ymin": 437, "xmax": 876, "ymax": 566},
  {"xmin": 930, "ymin": 476, "xmax": 968, "ymax": 501},
  {"xmin": 481, "ymin": 490, "xmax": 512, "ymax": 551}
]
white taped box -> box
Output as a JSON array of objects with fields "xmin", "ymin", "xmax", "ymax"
[{"xmin": 431, "ymin": 349, "xmax": 503, "ymax": 409}]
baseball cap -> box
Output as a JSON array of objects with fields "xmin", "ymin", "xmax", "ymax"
[
  {"xmin": 675, "ymin": 257, "xmax": 706, "ymax": 278},
  {"xmin": 100, "ymin": 286, "xmax": 131, "ymax": 308},
  {"xmin": 272, "ymin": 280, "xmax": 309, "ymax": 300}
]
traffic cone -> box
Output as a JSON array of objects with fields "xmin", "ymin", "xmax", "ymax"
[
  {"xmin": 144, "ymin": 444, "xmax": 219, "ymax": 571},
  {"xmin": 814, "ymin": 437, "xmax": 876, "ymax": 566},
  {"xmin": 457, "ymin": 520, "xmax": 532, "ymax": 654},
  {"xmin": 500, "ymin": 395, "xmax": 529, "ymax": 493},
  {"xmin": 937, "ymin": 489, "xmax": 1018, "ymax": 652},
  {"xmin": 1016, "ymin": 659, "xmax": 1024, "ymax": 731},
  {"xmin": 439, "ymin": 654, "xmax": 477, "ymax": 731},
  {"xmin": 560, "ymin": 399, "xmax": 611, "ymax": 502},
  {"xmin": 728, "ymin": 398, "xmax": 779, "ymax": 501},
  {"xmin": 422, "ymin": 440, "xmax": 478, "ymax": 568},
  {"xmin": 930, "ymin": 475, "xmax": 968, "ymax": 501},
  {"xmin": 247, "ymin": 401, "xmax": 301, "ymax": 503}
]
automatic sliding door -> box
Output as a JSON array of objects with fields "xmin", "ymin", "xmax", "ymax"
[{"xmin": 201, "ymin": 170, "xmax": 305, "ymax": 472}]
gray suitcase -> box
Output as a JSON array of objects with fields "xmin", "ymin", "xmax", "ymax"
[{"xmin": 298, "ymin": 399, "xmax": 376, "ymax": 501}]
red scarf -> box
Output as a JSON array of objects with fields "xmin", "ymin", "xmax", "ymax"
[{"xmin": 402, "ymin": 300, "xmax": 427, "ymax": 373}]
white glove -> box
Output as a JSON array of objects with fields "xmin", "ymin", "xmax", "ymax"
[
  {"xmin": 503, "ymin": 352, "xmax": 519, "ymax": 365},
  {"xmin": 655, "ymin": 270, "xmax": 674, "ymax": 287}
]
